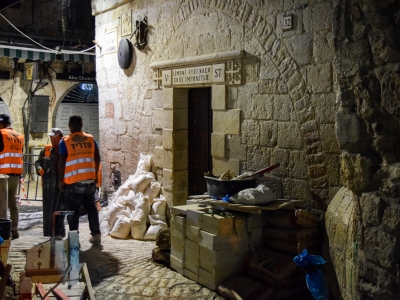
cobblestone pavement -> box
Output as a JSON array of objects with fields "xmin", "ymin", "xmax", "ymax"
[{"xmin": 3, "ymin": 217, "xmax": 224, "ymax": 299}]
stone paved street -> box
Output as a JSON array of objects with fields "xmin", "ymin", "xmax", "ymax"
[{"xmin": 2, "ymin": 208, "xmax": 224, "ymax": 300}]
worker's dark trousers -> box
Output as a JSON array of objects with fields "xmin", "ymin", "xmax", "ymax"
[{"xmin": 65, "ymin": 181, "xmax": 100, "ymax": 236}]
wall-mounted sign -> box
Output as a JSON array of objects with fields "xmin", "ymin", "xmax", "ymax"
[
  {"xmin": 121, "ymin": 10, "xmax": 132, "ymax": 36},
  {"xmin": 105, "ymin": 27, "xmax": 118, "ymax": 54},
  {"xmin": 56, "ymin": 73, "xmax": 96, "ymax": 82},
  {"xmin": 162, "ymin": 64, "xmax": 225, "ymax": 86},
  {"xmin": 283, "ymin": 15, "xmax": 293, "ymax": 31}
]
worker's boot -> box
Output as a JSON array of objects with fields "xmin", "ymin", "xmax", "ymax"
[{"xmin": 89, "ymin": 234, "xmax": 101, "ymax": 245}]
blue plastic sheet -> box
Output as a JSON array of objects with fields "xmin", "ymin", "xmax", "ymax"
[{"xmin": 293, "ymin": 249, "xmax": 329, "ymax": 300}]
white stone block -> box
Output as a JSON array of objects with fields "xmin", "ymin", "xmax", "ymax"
[
  {"xmin": 185, "ymin": 239, "xmax": 199, "ymax": 251},
  {"xmin": 170, "ymin": 255, "xmax": 184, "ymax": 269},
  {"xmin": 185, "ymin": 224, "xmax": 200, "ymax": 243},
  {"xmin": 198, "ymin": 230, "xmax": 249, "ymax": 251},
  {"xmin": 186, "ymin": 209, "xmax": 207, "ymax": 228},
  {"xmin": 199, "ymin": 268, "xmax": 240, "ymax": 288},
  {"xmin": 170, "ymin": 228, "xmax": 185, "ymax": 240},
  {"xmin": 184, "ymin": 268, "xmax": 199, "ymax": 282},
  {"xmin": 171, "ymin": 204, "xmax": 209, "ymax": 216},
  {"xmin": 201, "ymin": 213, "xmax": 248, "ymax": 236},
  {"xmin": 170, "ymin": 215, "xmax": 186, "ymax": 231}
]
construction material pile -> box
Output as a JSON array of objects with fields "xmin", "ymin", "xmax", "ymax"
[{"xmin": 99, "ymin": 154, "xmax": 168, "ymax": 241}]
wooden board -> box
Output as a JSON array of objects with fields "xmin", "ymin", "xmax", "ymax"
[{"xmin": 197, "ymin": 199, "xmax": 300, "ymax": 214}]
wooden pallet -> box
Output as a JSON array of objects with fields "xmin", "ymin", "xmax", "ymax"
[{"xmin": 197, "ymin": 199, "xmax": 300, "ymax": 214}]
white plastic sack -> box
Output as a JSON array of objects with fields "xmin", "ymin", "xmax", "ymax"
[
  {"xmin": 151, "ymin": 196, "xmax": 166, "ymax": 216},
  {"xmin": 144, "ymin": 181, "xmax": 161, "ymax": 203},
  {"xmin": 110, "ymin": 215, "xmax": 131, "ymax": 239},
  {"xmin": 115, "ymin": 183, "xmax": 130, "ymax": 197},
  {"xmin": 103, "ymin": 202, "xmax": 125, "ymax": 229},
  {"xmin": 100, "ymin": 219, "xmax": 110, "ymax": 237},
  {"xmin": 129, "ymin": 153, "xmax": 155, "ymax": 180},
  {"xmin": 130, "ymin": 209, "xmax": 147, "ymax": 240},
  {"xmin": 135, "ymin": 195, "xmax": 151, "ymax": 220},
  {"xmin": 124, "ymin": 190, "xmax": 136, "ymax": 211},
  {"xmin": 229, "ymin": 184, "xmax": 276, "ymax": 205},
  {"xmin": 128, "ymin": 172, "xmax": 155, "ymax": 193},
  {"xmin": 143, "ymin": 215, "xmax": 168, "ymax": 241}
]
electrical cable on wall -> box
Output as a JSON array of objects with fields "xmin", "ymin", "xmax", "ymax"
[{"xmin": 0, "ymin": 12, "xmax": 95, "ymax": 54}]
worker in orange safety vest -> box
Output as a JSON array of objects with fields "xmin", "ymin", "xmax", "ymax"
[
  {"xmin": 58, "ymin": 115, "xmax": 101, "ymax": 245},
  {"xmin": 0, "ymin": 114, "xmax": 24, "ymax": 240}
]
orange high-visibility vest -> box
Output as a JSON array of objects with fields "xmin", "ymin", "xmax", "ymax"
[
  {"xmin": 63, "ymin": 132, "xmax": 96, "ymax": 184},
  {"xmin": 44, "ymin": 144, "xmax": 51, "ymax": 157},
  {"xmin": 96, "ymin": 163, "xmax": 102, "ymax": 188},
  {"xmin": 0, "ymin": 128, "xmax": 24, "ymax": 175}
]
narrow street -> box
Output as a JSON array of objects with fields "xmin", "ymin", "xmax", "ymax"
[{"xmin": 3, "ymin": 205, "xmax": 223, "ymax": 300}]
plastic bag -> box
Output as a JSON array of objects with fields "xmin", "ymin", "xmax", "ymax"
[{"xmin": 293, "ymin": 249, "xmax": 329, "ymax": 300}]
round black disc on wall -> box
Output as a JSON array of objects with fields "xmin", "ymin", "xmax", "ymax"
[{"xmin": 118, "ymin": 38, "xmax": 133, "ymax": 69}]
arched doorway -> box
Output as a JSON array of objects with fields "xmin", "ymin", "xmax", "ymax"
[{"xmin": 55, "ymin": 83, "xmax": 99, "ymax": 142}]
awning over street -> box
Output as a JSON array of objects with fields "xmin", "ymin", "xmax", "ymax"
[{"xmin": 0, "ymin": 45, "xmax": 95, "ymax": 62}]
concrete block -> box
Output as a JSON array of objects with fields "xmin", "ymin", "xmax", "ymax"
[
  {"xmin": 199, "ymin": 268, "xmax": 240, "ymax": 288},
  {"xmin": 169, "ymin": 219, "xmax": 186, "ymax": 232},
  {"xmin": 185, "ymin": 224, "xmax": 200, "ymax": 243},
  {"xmin": 199, "ymin": 246, "xmax": 245, "ymax": 274},
  {"xmin": 184, "ymin": 268, "xmax": 199, "ymax": 282},
  {"xmin": 170, "ymin": 228, "xmax": 185, "ymax": 240},
  {"xmin": 170, "ymin": 255, "xmax": 184, "ymax": 269},
  {"xmin": 171, "ymin": 247, "xmax": 184, "ymax": 261},
  {"xmin": 199, "ymin": 275, "xmax": 217, "ymax": 291},
  {"xmin": 186, "ymin": 209, "xmax": 207, "ymax": 228},
  {"xmin": 170, "ymin": 215, "xmax": 186, "ymax": 231},
  {"xmin": 185, "ymin": 238, "xmax": 200, "ymax": 251},
  {"xmin": 170, "ymin": 262, "xmax": 184, "ymax": 275},
  {"xmin": 164, "ymin": 149, "xmax": 188, "ymax": 171},
  {"xmin": 201, "ymin": 213, "xmax": 248, "ymax": 236},
  {"xmin": 171, "ymin": 204, "xmax": 210, "ymax": 216},
  {"xmin": 199, "ymin": 230, "xmax": 249, "ymax": 251}
]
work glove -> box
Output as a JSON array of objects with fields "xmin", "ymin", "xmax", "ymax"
[{"xmin": 39, "ymin": 168, "xmax": 45, "ymax": 176}]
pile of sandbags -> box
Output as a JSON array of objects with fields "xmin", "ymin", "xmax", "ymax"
[{"xmin": 99, "ymin": 154, "xmax": 168, "ymax": 241}]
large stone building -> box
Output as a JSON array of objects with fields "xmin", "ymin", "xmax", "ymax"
[{"xmin": 92, "ymin": 0, "xmax": 400, "ymax": 299}]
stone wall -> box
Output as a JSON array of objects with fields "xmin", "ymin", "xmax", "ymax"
[
  {"xmin": 92, "ymin": 0, "xmax": 340, "ymax": 209},
  {"xmin": 329, "ymin": 0, "xmax": 400, "ymax": 298}
]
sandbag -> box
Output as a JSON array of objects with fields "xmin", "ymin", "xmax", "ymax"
[
  {"xmin": 103, "ymin": 201, "xmax": 125, "ymax": 229},
  {"xmin": 110, "ymin": 215, "xmax": 131, "ymax": 239},
  {"xmin": 230, "ymin": 184, "xmax": 276, "ymax": 205},
  {"xmin": 265, "ymin": 209, "xmax": 320, "ymax": 228},
  {"xmin": 129, "ymin": 153, "xmax": 155, "ymax": 180},
  {"xmin": 127, "ymin": 172, "xmax": 155, "ymax": 193},
  {"xmin": 100, "ymin": 219, "xmax": 110, "ymax": 237},
  {"xmin": 143, "ymin": 215, "xmax": 168, "ymax": 241},
  {"xmin": 151, "ymin": 196, "xmax": 166, "ymax": 216},
  {"xmin": 144, "ymin": 181, "xmax": 161, "ymax": 203},
  {"xmin": 115, "ymin": 183, "xmax": 130, "ymax": 197},
  {"xmin": 135, "ymin": 195, "xmax": 151, "ymax": 219},
  {"xmin": 130, "ymin": 209, "xmax": 147, "ymax": 240},
  {"xmin": 124, "ymin": 190, "xmax": 136, "ymax": 211}
]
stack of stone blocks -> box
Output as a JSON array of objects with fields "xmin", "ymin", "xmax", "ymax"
[{"xmin": 170, "ymin": 203, "xmax": 266, "ymax": 290}]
